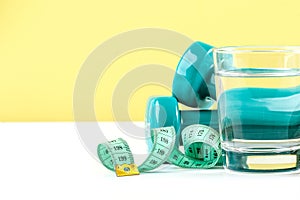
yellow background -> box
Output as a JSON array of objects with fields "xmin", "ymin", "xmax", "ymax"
[{"xmin": 1, "ymin": 0, "xmax": 300, "ymax": 121}]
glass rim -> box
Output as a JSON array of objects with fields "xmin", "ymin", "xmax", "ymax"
[{"xmin": 213, "ymin": 46, "xmax": 300, "ymax": 54}]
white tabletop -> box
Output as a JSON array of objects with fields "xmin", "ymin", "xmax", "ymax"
[{"xmin": 0, "ymin": 122, "xmax": 299, "ymax": 200}]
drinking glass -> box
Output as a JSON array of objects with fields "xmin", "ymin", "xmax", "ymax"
[{"xmin": 213, "ymin": 46, "xmax": 300, "ymax": 172}]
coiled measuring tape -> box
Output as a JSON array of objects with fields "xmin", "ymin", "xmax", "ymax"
[
  {"xmin": 97, "ymin": 41, "xmax": 224, "ymax": 176},
  {"xmin": 97, "ymin": 124, "xmax": 222, "ymax": 177}
]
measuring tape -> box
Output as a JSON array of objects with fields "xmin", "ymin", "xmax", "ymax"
[
  {"xmin": 98, "ymin": 126, "xmax": 176, "ymax": 176},
  {"xmin": 97, "ymin": 124, "xmax": 221, "ymax": 177},
  {"xmin": 169, "ymin": 124, "xmax": 222, "ymax": 168}
]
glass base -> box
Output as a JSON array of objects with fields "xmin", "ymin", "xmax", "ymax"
[{"xmin": 223, "ymin": 150, "xmax": 300, "ymax": 173}]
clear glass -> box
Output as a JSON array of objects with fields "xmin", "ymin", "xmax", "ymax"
[{"xmin": 213, "ymin": 46, "xmax": 300, "ymax": 173}]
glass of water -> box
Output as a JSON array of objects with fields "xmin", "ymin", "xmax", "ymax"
[{"xmin": 213, "ymin": 46, "xmax": 300, "ymax": 173}]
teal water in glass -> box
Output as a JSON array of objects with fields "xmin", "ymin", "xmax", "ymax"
[{"xmin": 217, "ymin": 68, "xmax": 300, "ymax": 172}]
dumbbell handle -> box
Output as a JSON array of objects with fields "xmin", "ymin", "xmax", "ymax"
[{"xmin": 181, "ymin": 110, "xmax": 219, "ymax": 132}]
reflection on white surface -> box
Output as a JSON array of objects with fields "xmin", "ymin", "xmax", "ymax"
[{"xmin": 0, "ymin": 122, "xmax": 299, "ymax": 200}]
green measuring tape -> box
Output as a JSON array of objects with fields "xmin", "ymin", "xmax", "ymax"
[
  {"xmin": 169, "ymin": 124, "xmax": 222, "ymax": 168},
  {"xmin": 97, "ymin": 125, "xmax": 222, "ymax": 177}
]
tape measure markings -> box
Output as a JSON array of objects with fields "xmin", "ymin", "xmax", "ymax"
[
  {"xmin": 138, "ymin": 127, "xmax": 176, "ymax": 172},
  {"xmin": 97, "ymin": 124, "xmax": 222, "ymax": 176},
  {"xmin": 97, "ymin": 127, "xmax": 176, "ymax": 176},
  {"xmin": 167, "ymin": 124, "xmax": 222, "ymax": 168},
  {"xmin": 98, "ymin": 139, "xmax": 135, "ymax": 171}
]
